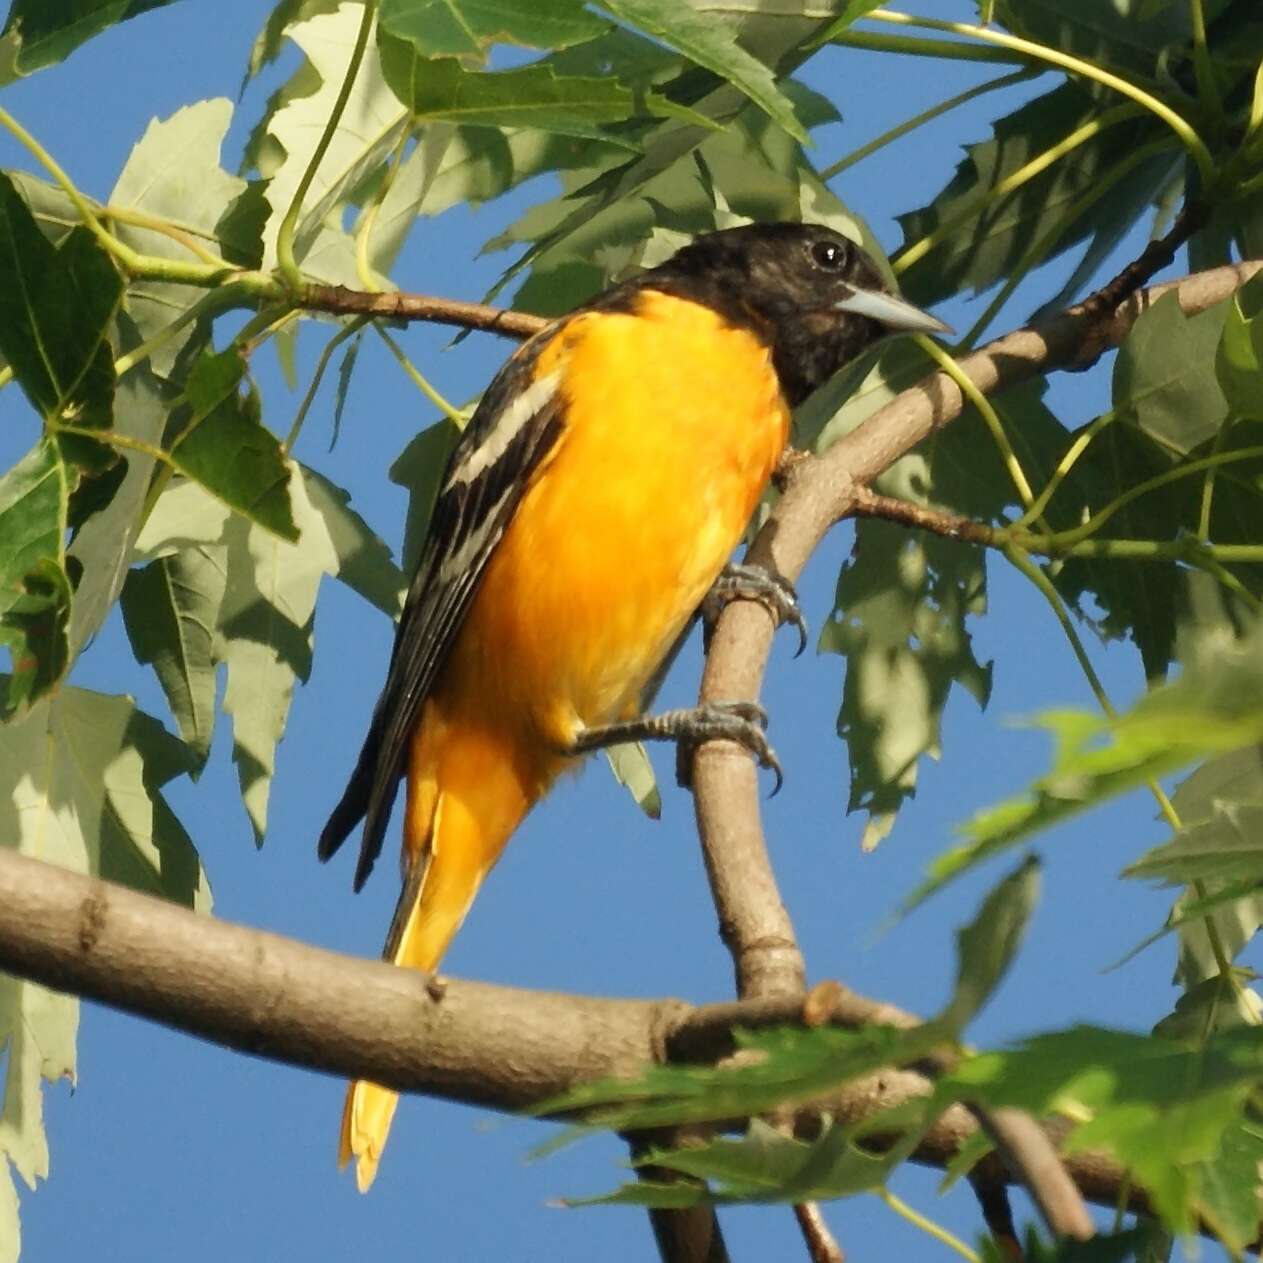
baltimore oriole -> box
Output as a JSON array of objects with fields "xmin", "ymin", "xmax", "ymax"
[{"xmin": 318, "ymin": 222, "xmax": 948, "ymax": 1189}]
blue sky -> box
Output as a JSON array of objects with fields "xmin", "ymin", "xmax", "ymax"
[{"xmin": 0, "ymin": 2, "xmax": 1221, "ymax": 1259}]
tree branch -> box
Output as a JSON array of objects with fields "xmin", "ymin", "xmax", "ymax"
[
  {"xmin": 299, "ymin": 283, "xmax": 548, "ymax": 340},
  {"xmin": 688, "ymin": 256, "xmax": 1263, "ymax": 1241},
  {"xmin": 0, "ymin": 845, "xmax": 1185, "ymax": 1229}
]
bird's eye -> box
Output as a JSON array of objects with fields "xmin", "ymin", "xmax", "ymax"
[{"xmin": 810, "ymin": 239, "xmax": 846, "ymax": 271}]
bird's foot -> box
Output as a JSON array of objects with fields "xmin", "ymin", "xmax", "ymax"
[
  {"xmin": 703, "ymin": 562, "xmax": 808, "ymax": 656},
  {"xmin": 569, "ymin": 700, "xmax": 782, "ymax": 794}
]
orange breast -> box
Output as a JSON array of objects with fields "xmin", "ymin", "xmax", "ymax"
[{"xmin": 432, "ymin": 288, "xmax": 790, "ymax": 760}]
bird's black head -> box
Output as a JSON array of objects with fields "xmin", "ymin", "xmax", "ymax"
[{"xmin": 636, "ymin": 223, "xmax": 949, "ymax": 406}]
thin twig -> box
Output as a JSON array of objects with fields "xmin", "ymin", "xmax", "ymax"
[
  {"xmin": 850, "ymin": 487, "xmax": 995, "ymax": 544},
  {"xmin": 301, "ymin": 283, "xmax": 548, "ymax": 339},
  {"xmin": 794, "ymin": 1202, "xmax": 845, "ymax": 1263}
]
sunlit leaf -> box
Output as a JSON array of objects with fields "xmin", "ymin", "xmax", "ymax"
[
  {"xmin": 595, "ymin": 0, "xmax": 807, "ymax": 142},
  {"xmin": 259, "ymin": 5, "xmax": 409, "ymax": 280},
  {"xmin": 378, "ymin": 0, "xmax": 607, "ymax": 59},
  {"xmin": 379, "ymin": 39, "xmax": 637, "ymax": 143},
  {"xmin": 107, "ymin": 99, "xmax": 259, "ymax": 371},
  {"xmin": 0, "ymin": 684, "xmax": 207, "ymax": 1254}
]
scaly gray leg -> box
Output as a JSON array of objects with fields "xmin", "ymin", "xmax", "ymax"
[{"xmin": 569, "ymin": 700, "xmax": 783, "ymax": 794}]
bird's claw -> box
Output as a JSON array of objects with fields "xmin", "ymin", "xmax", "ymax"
[
  {"xmin": 672, "ymin": 699, "xmax": 783, "ymax": 796},
  {"xmin": 704, "ymin": 562, "xmax": 808, "ymax": 657}
]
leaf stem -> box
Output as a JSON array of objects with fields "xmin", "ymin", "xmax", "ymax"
[
  {"xmin": 1186, "ymin": 0, "xmax": 1225, "ymax": 132},
  {"xmin": 915, "ymin": 335, "xmax": 1037, "ymax": 510},
  {"xmin": 1013, "ymin": 410, "xmax": 1119, "ymax": 530},
  {"xmin": 866, "ymin": 9, "xmax": 1216, "ymax": 185},
  {"xmin": 819, "ymin": 67, "xmax": 1035, "ymax": 182},
  {"xmin": 894, "ymin": 103, "xmax": 1141, "ymax": 276},
  {"xmin": 828, "ymin": 26, "xmax": 1037, "ymax": 65},
  {"xmin": 285, "ymin": 316, "xmax": 370, "ymax": 450},
  {"xmin": 373, "ymin": 325, "xmax": 468, "ymax": 424},
  {"xmin": 1031, "ymin": 445, "xmax": 1263, "ymax": 549},
  {"xmin": 275, "ymin": 0, "xmax": 376, "ymax": 292},
  {"xmin": 103, "ymin": 204, "xmax": 230, "ymax": 268},
  {"xmin": 878, "ymin": 1188, "xmax": 980, "ymax": 1263},
  {"xmin": 355, "ymin": 125, "xmax": 412, "ymax": 292}
]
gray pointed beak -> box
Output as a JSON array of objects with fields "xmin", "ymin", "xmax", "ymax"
[{"xmin": 834, "ymin": 286, "xmax": 953, "ymax": 336}]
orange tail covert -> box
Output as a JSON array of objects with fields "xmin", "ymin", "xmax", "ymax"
[{"xmin": 340, "ymin": 710, "xmax": 557, "ymax": 1191}]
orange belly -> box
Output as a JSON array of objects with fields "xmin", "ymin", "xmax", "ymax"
[{"xmin": 437, "ymin": 289, "xmax": 789, "ymax": 750}]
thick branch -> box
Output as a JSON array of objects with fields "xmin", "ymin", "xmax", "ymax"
[{"xmin": 0, "ymin": 846, "xmax": 1175, "ymax": 1227}]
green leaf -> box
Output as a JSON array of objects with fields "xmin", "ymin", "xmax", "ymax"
[
  {"xmin": 108, "ymin": 99, "xmax": 255, "ymax": 373},
  {"xmin": 378, "ymin": 41, "xmax": 637, "ymax": 142},
  {"xmin": 131, "ymin": 432, "xmax": 345, "ymax": 842},
  {"xmin": 602, "ymin": 742, "xmax": 662, "ymax": 819},
  {"xmin": 993, "ymin": 0, "xmax": 1213, "ymax": 78},
  {"xmin": 120, "ymin": 549, "xmax": 225, "ymax": 767},
  {"xmin": 131, "ymin": 477, "xmax": 233, "ymax": 562},
  {"xmin": 0, "ymin": 684, "xmax": 207, "ymax": 1249},
  {"xmin": 595, "ymin": 0, "xmax": 807, "ymax": 142},
  {"xmin": 1216, "ymin": 273, "xmax": 1263, "ymax": 421},
  {"xmin": 1152, "ymin": 973, "xmax": 1263, "ymax": 1041},
  {"xmin": 1193, "ymin": 1118, "xmax": 1263, "ymax": 1250},
  {"xmin": 820, "ymin": 518, "xmax": 992, "ymax": 850},
  {"xmin": 1167, "ymin": 743, "xmax": 1263, "ymax": 987},
  {"xmin": 0, "ymin": 0, "xmax": 175, "ymax": 75},
  {"xmin": 894, "ymin": 82, "xmax": 1172, "ymax": 308},
  {"xmin": 570, "ymin": 1179, "xmax": 704, "ymax": 1209},
  {"xmin": 481, "ymin": 14, "xmax": 836, "ymax": 303},
  {"xmin": 937, "ymin": 1025, "xmax": 1263, "ymax": 1241},
  {"xmin": 939, "ymin": 857, "xmax": 1040, "ymax": 1033},
  {"xmin": 259, "ymin": 5, "xmax": 409, "ymax": 281},
  {"xmin": 299, "ymin": 465, "xmax": 404, "ymax": 617},
  {"xmin": 0, "ymin": 441, "xmax": 70, "ymax": 709},
  {"xmin": 809, "ymin": 375, "xmax": 1068, "ymax": 845},
  {"xmin": 64, "ymin": 367, "xmax": 171, "ymax": 661},
  {"xmin": 536, "ymin": 1022, "xmax": 940, "ymax": 1135},
  {"xmin": 0, "ymin": 174, "xmax": 121, "ymax": 424},
  {"xmin": 378, "ymin": 0, "xmax": 607, "ymax": 59},
  {"xmin": 1113, "ymin": 291, "xmax": 1231, "ymax": 455},
  {"xmin": 213, "ymin": 467, "xmax": 341, "ymax": 841},
  {"xmin": 812, "ymin": 0, "xmax": 890, "ymax": 44},
  {"xmin": 616, "ymin": 1117, "xmax": 899, "ymax": 1206},
  {"xmin": 168, "ymin": 350, "xmax": 297, "ymax": 541},
  {"xmin": 1, "ymin": 1163, "xmax": 19, "ymax": 1263},
  {"xmin": 910, "ymin": 602, "xmax": 1263, "ymax": 907},
  {"xmin": 1125, "ymin": 804, "xmax": 1263, "ymax": 888},
  {"xmin": 246, "ymin": 0, "xmax": 340, "ymax": 83}
]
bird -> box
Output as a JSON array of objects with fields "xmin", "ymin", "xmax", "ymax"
[{"xmin": 317, "ymin": 221, "xmax": 949, "ymax": 1190}]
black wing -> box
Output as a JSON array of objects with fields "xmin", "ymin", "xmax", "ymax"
[{"xmin": 318, "ymin": 328, "xmax": 565, "ymax": 890}]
